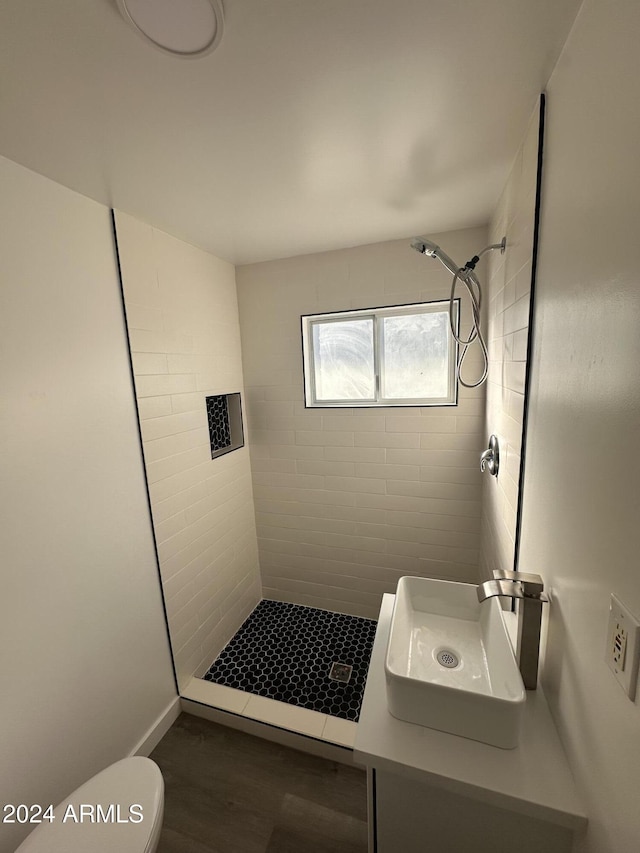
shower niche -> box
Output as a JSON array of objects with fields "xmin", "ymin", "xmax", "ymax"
[{"xmin": 206, "ymin": 392, "xmax": 244, "ymax": 459}]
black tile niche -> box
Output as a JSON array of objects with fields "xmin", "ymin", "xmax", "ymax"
[{"xmin": 206, "ymin": 392, "xmax": 244, "ymax": 459}]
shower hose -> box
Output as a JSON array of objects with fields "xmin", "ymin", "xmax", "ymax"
[{"xmin": 449, "ymin": 240, "xmax": 504, "ymax": 388}]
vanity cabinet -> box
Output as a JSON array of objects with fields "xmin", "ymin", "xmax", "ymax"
[
  {"xmin": 372, "ymin": 768, "xmax": 573, "ymax": 853},
  {"xmin": 356, "ymin": 595, "xmax": 586, "ymax": 853}
]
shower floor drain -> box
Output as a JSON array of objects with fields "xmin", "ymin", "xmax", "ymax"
[
  {"xmin": 436, "ymin": 649, "xmax": 460, "ymax": 669},
  {"xmin": 329, "ymin": 662, "xmax": 353, "ymax": 684}
]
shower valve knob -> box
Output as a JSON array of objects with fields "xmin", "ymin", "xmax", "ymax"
[{"xmin": 480, "ymin": 435, "xmax": 499, "ymax": 477}]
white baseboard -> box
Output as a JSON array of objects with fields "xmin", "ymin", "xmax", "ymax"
[{"xmin": 131, "ymin": 697, "xmax": 181, "ymax": 757}]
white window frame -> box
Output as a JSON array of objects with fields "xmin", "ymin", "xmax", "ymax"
[{"xmin": 301, "ymin": 300, "xmax": 459, "ymax": 408}]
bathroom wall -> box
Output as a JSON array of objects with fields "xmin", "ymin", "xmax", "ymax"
[
  {"xmin": 520, "ymin": 0, "xmax": 640, "ymax": 850},
  {"xmin": 236, "ymin": 227, "xmax": 487, "ymax": 619},
  {"xmin": 115, "ymin": 212, "xmax": 261, "ymax": 689},
  {"xmin": 479, "ymin": 104, "xmax": 540, "ymax": 579},
  {"xmin": 0, "ymin": 157, "xmax": 177, "ymax": 852}
]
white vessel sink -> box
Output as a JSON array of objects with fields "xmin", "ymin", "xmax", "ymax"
[{"xmin": 385, "ymin": 576, "xmax": 525, "ymax": 749}]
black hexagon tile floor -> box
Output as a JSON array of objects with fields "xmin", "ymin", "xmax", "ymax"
[{"xmin": 204, "ymin": 600, "xmax": 377, "ymax": 722}]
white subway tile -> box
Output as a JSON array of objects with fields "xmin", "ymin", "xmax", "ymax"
[
  {"xmin": 268, "ymin": 444, "xmax": 325, "ymax": 460},
  {"xmin": 170, "ymin": 391, "xmax": 206, "ymax": 414},
  {"xmin": 351, "ymin": 549, "xmax": 420, "ymax": 575},
  {"xmin": 418, "ymin": 433, "xmax": 483, "ymax": 451},
  {"xmin": 499, "ymin": 469, "xmax": 520, "ymax": 514},
  {"xmin": 141, "ymin": 407, "xmax": 204, "ymax": 443},
  {"xmin": 386, "ymin": 447, "xmax": 478, "ymax": 468},
  {"xmin": 132, "ymin": 352, "xmax": 168, "ymax": 375},
  {"xmin": 256, "ymin": 513, "xmax": 357, "ymax": 537},
  {"xmin": 251, "ymin": 457, "xmax": 298, "ymax": 474},
  {"xmin": 144, "ymin": 427, "xmax": 209, "ymax": 463},
  {"xmin": 385, "ymin": 416, "xmax": 432, "ymax": 432},
  {"xmin": 455, "ymin": 416, "xmax": 484, "ymax": 434},
  {"xmin": 295, "ymin": 459, "xmax": 356, "ymax": 477},
  {"xmin": 512, "ymin": 328, "xmax": 529, "ymax": 362},
  {"xmin": 250, "ymin": 429, "xmax": 296, "ymax": 446},
  {"xmin": 259, "ymin": 538, "xmax": 355, "ymax": 565},
  {"xmin": 250, "ymin": 415, "xmax": 324, "ymax": 432},
  {"xmin": 354, "ymin": 462, "xmax": 420, "ymax": 481},
  {"xmin": 129, "ymin": 329, "xmax": 194, "ymax": 355},
  {"xmin": 324, "ymin": 476, "xmax": 386, "ymax": 494},
  {"xmin": 324, "ymin": 446, "xmax": 386, "ymax": 463},
  {"xmin": 185, "ymin": 477, "xmax": 252, "ymax": 525},
  {"xmin": 417, "ymin": 559, "xmax": 478, "ymax": 582},
  {"xmin": 137, "ymin": 395, "xmax": 173, "ymax": 420},
  {"xmin": 154, "ymin": 510, "xmax": 190, "ymax": 545},
  {"xmin": 135, "ymin": 372, "xmax": 197, "ymax": 398},
  {"xmin": 454, "ymin": 398, "xmax": 485, "ymax": 417},
  {"xmin": 515, "ymin": 259, "xmax": 533, "ymax": 301},
  {"xmin": 418, "ymin": 465, "xmax": 482, "ymax": 485},
  {"xmin": 166, "ymin": 353, "xmax": 207, "ymax": 374},
  {"xmin": 504, "ymin": 446, "xmax": 521, "ymax": 484},
  {"xmin": 355, "ymin": 432, "xmax": 420, "ymax": 449},
  {"xmin": 252, "ymin": 485, "xmax": 357, "ymax": 507},
  {"xmin": 295, "ymin": 430, "xmax": 354, "ymax": 447},
  {"xmin": 322, "ymin": 415, "xmax": 385, "ymax": 432},
  {"xmin": 503, "ymin": 294, "xmax": 530, "ymax": 335},
  {"xmin": 247, "ymin": 399, "xmax": 296, "ymax": 419},
  {"xmin": 264, "ymin": 385, "xmax": 304, "ymax": 402},
  {"xmin": 504, "ymin": 361, "xmax": 526, "ymax": 395},
  {"xmin": 252, "ymin": 471, "xmax": 326, "ymax": 490},
  {"xmin": 355, "ymin": 493, "xmax": 482, "ymax": 529},
  {"xmin": 126, "ymin": 302, "xmax": 164, "ymax": 332}
]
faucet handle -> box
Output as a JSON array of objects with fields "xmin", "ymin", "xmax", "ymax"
[
  {"xmin": 480, "ymin": 435, "xmax": 499, "ymax": 476},
  {"xmin": 492, "ymin": 569, "xmax": 545, "ymax": 597}
]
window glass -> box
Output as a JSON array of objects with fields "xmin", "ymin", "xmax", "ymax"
[
  {"xmin": 312, "ymin": 318, "xmax": 375, "ymax": 400},
  {"xmin": 381, "ymin": 311, "xmax": 449, "ymax": 399}
]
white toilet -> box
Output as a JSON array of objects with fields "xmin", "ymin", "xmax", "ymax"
[{"xmin": 15, "ymin": 757, "xmax": 164, "ymax": 852}]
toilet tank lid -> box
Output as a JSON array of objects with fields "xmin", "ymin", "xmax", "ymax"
[{"xmin": 14, "ymin": 757, "xmax": 164, "ymax": 853}]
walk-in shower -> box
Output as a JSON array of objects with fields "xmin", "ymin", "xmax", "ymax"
[{"xmin": 411, "ymin": 236, "xmax": 506, "ymax": 387}]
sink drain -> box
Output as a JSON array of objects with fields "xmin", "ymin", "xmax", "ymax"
[{"xmin": 436, "ymin": 649, "xmax": 460, "ymax": 669}]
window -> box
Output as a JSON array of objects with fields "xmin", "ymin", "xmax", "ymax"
[{"xmin": 301, "ymin": 300, "xmax": 459, "ymax": 407}]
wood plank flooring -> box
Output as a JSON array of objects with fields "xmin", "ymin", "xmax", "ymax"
[{"xmin": 150, "ymin": 714, "xmax": 368, "ymax": 853}]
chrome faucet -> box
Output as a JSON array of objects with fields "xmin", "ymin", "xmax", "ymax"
[{"xmin": 477, "ymin": 569, "xmax": 549, "ymax": 690}]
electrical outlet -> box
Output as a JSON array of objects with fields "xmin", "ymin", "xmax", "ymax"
[{"xmin": 606, "ymin": 594, "xmax": 640, "ymax": 700}]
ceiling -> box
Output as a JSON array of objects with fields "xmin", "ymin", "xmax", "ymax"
[{"xmin": 0, "ymin": 0, "xmax": 582, "ymax": 265}]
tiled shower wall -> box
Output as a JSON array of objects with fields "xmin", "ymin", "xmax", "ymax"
[
  {"xmin": 114, "ymin": 211, "xmax": 261, "ymax": 690},
  {"xmin": 478, "ymin": 104, "xmax": 540, "ymax": 579},
  {"xmin": 236, "ymin": 227, "xmax": 488, "ymax": 620}
]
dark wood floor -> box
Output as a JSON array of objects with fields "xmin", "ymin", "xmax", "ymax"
[{"xmin": 150, "ymin": 714, "xmax": 368, "ymax": 853}]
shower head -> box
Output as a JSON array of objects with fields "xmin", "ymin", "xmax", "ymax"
[
  {"xmin": 410, "ymin": 237, "xmax": 440, "ymax": 257},
  {"xmin": 410, "ymin": 237, "xmax": 462, "ymax": 278}
]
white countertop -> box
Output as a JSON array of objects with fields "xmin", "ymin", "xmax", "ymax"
[{"xmin": 354, "ymin": 594, "xmax": 587, "ymax": 831}]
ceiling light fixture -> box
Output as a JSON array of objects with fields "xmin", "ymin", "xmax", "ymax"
[{"xmin": 116, "ymin": 0, "xmax": 224, "ymax": 59}]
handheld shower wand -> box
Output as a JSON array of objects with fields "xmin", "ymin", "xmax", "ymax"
[
  {"xmin": 409, "ymin": 239, "xmax": 461, "ymax": 278},
  {"xmin": 410, "ymin": 236, "xmax": 505, "ymax": 388}
]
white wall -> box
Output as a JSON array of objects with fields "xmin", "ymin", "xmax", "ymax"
[
  {"xmin": 115, "ymin": 212, "xmax": 262, "ymax": 689},
  {"xmin": 0, "ymin": 158, "xmax": 177, "ymax": 852},
  {"xmin": 236, "ymin": 228, "xmax": 487, "ymax": 619},
  {"xmin": 479, "ymin": 104, "xmax": 540, "ymax": 579},
  {"xmin": 520, "ymin": 1, "xmax": 640, "ymax": 850}
]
